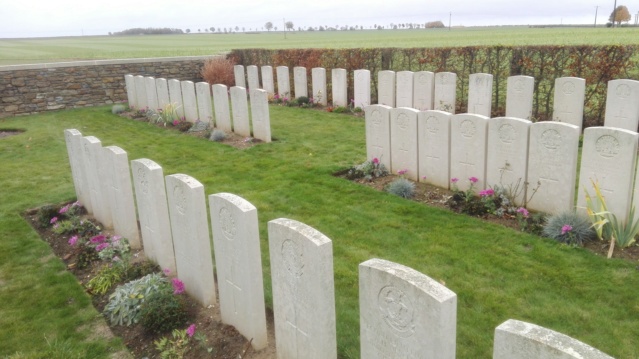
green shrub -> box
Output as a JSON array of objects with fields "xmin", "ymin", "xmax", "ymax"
[
  {"xmin": 123, "ymin": 260, "xmax": 160, "ymax": 281},
  {"xmin": 86, "ymin": 263, "xmax": 125, "ymax": 295},
  {"xmin": 297, "ymin": 96, "xmax": 310, "ymax": 105},
  {"xmin": 332, "ymin": 106, "xmax": 348, "ymax": 113},
  {"xmin": 140, "ymin": 289, "xmax": 189, "ymax": 334},
  {"xmin": 35, "ymin": 204, "xmax": 58, "ymax": 228},
  {"xmin": 210, "ymin": 129, "xmax": 227, "ymax": 142},
  {"xmin": 77, "ymin": 220, "xmax": 101, "ymax": 239},
  {"xmin": 111, "ymin": 104, "xmax": 126, "ymax": 114},
  {"xmin": 386, "ymin": 178, "xmax": 415, "ymax": 199},
  {"xmin": 103, "ymin": 273, "xmax": 168, "ymax": 326},
  {"xmin": 346, "ymin": 158, "xmax": 388, "ymax": 181},
  {"xmin": 52, "ymin": 220, "xmax": 76, "ymax": 235},
  {"xmin": 543, "ymin": 211, "xmax": 595, "ymax": 246}
]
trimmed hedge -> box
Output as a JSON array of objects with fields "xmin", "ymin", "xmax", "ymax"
[{"xmin": 229, "ymin": 46, "xmax": 637, "ymax": 126}]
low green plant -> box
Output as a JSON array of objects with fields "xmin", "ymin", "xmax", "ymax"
[
  {"xmin": 85, "ymin": 263, "xmax": 126, "ymax": 295},
  {"xmin": 515, "ymin": 207, "xmax": 545, "ymax": 236},
  {"xmin": 346, "ymin": 157, "xmax": 388, "ymax": 181},
  {"xmin": 585, "ymin": 179, "xmax": 639, "ymax": 258},
  {"xmin": 154, "ymin": 325, "xmax": 195, "ymax": 359},
  {"xmin": 448, "ymin": 177, "xmax": 488, "ymax": 215},
  {"xmin": 543, "ymin": 211, "xmax": 595, "ymax": 246},
  {"xmin": 103, "ymin": 273, "xmax": 168, "ymax": 326},
  {"xmin": 297, "ymin": 96, "xmax": 310, "ymax": 105},
  {"xmin": 386, "ymin": 178, "xmax": 415, "ymax": 199},
  {"xmin": 332, "ymin": 106, "xmax": 348, "ymax": 113},
  {"xmin": 210, "ymin": 129, "xmax": 227, "ymax": 142},
  {"xmin": 35, "ymin": 204, "xmax": 58, "ymax": 228},
  {"xmin": 140, "ymin": 287, "xmax": 189, "ymax": 334},
  {"xmin": 111, "ymin": 104, "xmax": 126, "ymax": 114}
]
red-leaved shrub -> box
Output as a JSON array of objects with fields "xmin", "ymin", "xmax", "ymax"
[{"xmin": 201, "ymin": 57, "xmax": 235, "ymax": 87}]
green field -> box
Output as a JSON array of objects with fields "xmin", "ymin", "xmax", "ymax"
[{"xmin": 2, "ymin": 27, "xmax": 639, "ymax": 66}]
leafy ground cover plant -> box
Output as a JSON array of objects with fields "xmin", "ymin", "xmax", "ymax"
[
  {"xmin": 346, "ymin": 157, "xmax": 388, "ymax": 181},
  {"xmin": 103, "ymin": 273, "xmax": 168, "ymax": 326}
]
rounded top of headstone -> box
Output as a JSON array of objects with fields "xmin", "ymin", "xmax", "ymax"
[
  {"xmin": 167, "ymin": 173, "xmax": 203, "ymax": 189},
  {"xmin": 211, "ymin": 192, "xmax": 256, "ymax": 213},
  {"xmin": 268, "ymin": 218, "xmax": 331, "ymax": 247},
  {"xmin": 132, "ymin": 158, "xmax": 162, "ymax": 170}
]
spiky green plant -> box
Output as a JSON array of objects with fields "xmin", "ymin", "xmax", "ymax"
[
  {"xmin": 386, "ymin": 178, "xmax": 415, "ymax": 199},
  {"xmin": 543, "ymin": 211, "xmax": 595, "ymax": 246}
]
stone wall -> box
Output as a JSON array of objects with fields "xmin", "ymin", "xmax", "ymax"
[{"xmin": 0, "ymin": 55, "xmax": 219, "ymax": 118}]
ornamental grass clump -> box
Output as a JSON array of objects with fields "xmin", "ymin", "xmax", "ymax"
[
  {"xmin": 543, "ymin": 211, "xmax": 595, "ymax": 246},
  {"xmin": 210, "ymin": 129, "xmax": 227, "ymax": 142},
  {"xmin": 386, "ymin": 178, "xmax": 415, "ymax": 199}
]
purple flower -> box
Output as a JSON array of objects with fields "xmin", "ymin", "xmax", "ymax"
[
  {"xmin": 111, "ymin": 235, "xmax": 121, "ymax": 243},
  {"xmin": 59, "ymin": 205, "xmax": 69, "ymax": 214},
  {"xmin": 95, "ymin": 243, "xmax": 109, "ymax": 252},
  {"xmin": 516, "ymin": 207, "xmax": 530, "ymax": 218},
  {"xmin": 561, "ymin": 224, "xmax": 573, "ymax": 235},
  {"xmin": 163, "ymin": 268, "xmax": 171, "ymax": 276},
  {"xmin": 90, "ymin": 235, "xmax": 107, "ymax": 244},
  {"xmin": 172, "ymin": 278, "xmax": 185, "ymax": 294},
  {"xmin": 72, "ymin": 201, "xmax": 81, "ymax": 207},
  {"xmin": 172, "ymin": 119, "xmax": 179, "ymax": 126},
  {"xmin": 397, "ymin": 169, "xmax": 408, "ymax": 175},
  {"xmin": 372, "ymin": 157, "xmax": 379, "ymax": 165},
  {"xmin": 50, "ymin": 217, "xmax": 58, "ymax": 224},
  {"xmin": 451, "ymin": 178, "xmax": 459, "ymax": 183},
  {"xmin": 422, "ymin": 176, "xmax": 427, "ymax": 180},
  {"xmin": 186, "ymin": 324, "xmax": 196, "ymax": 337},
  {"xmin": 68, "ymin": 235, "xmax": 78, "ymax": 246},
  {"xmin": 469, "ymin": 176, "xmax": 478, "ymax": 183}
]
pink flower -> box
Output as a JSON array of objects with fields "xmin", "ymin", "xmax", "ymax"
[
  {"xmin": 372, "ymin": 158, "xmax": 379, "ymax": 165},
  {"xmin": 111, "ymin": 235, "xmax": 121, "ymax": 243},
  {"xmin": 90, "ymin": 235, "xmax": 106, "ymax": 244},
  {"xmin": 422, "ymin": 176, "xmax": 427, "ymax": 180},
  {"xmin": 451, "ymin": 178, "xmax": 459, "ymax": 183},
  {"xmin": 172, "ymin": 120, "xmax": 179, "ymax": 126},
  {"xmin": 469, "ymin": 176, "xmax": 478, "ymax": 183},
  {"xmin": 50, "ymin": 217, "xmax": 58, "ymax": 224},
  {"xmin": 516, "ymin": 207, "xmax": 530, "ymax": 218},
  {"xmin": 163, "ymin": 268, "xmax": 171, "ymax": 276},
  {"xmin": 172, "ymin": 278, "xmax": 185, "ymax": 294},
  {"xmin": 68, "ymin": 235, "xmax": 78, "ymax": 246},
  {"xmin": 561, "ymin": 224, "xmax": 573, "ymax": 235},
  {"xmin": 72, "ymin": 201, "xmax": 81, "ymax": 207},
  {"xmin": 95, "ymin": 243, "xmax": 109, "ymax": 252},
  {"xmin": 479, "ymin": 189, "xmax": 495, "ymax": 197},
  {"xmin": 397, "ymin": 169, "xmax": 408, "ymax": 175},
  {"xmin": 59, "ymin": 205, "xmax": 69, "ymax": 214},
  {"xmin": 186, "ymin": 324, "xmax": 196, "ymax": 337}
]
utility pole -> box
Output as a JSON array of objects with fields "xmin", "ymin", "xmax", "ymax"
[
  {"xmin": 594, "ymin": 6, "xmax": 599, "ymax": 27},
  {"xmin": 612, "ymin": 0, "xmax": 618, "ymax": 27},
  {"xmin": 449, "ymin": 12, "xmax": 452, "ymax": 31}
]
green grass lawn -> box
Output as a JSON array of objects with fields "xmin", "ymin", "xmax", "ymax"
[
  {"xmin": 2, "ymin": 27, "xmax": 639, "ymax": 65},
  {"xmin": 1, "ymin": 106, "xmax": 638, "ymax": 358}
]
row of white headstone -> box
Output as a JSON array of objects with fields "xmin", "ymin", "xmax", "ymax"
[
  {"xmin": 64, "ymin": 129, "xmax": 613, "ymax": 358},
  {"xmin": 366, "ymin": 106, "xmax": 639, "ymax": 224},
  {"xmin": 236, "ymin": 63, "xmax": 639, "ymax": 133},
  {"xmin": 123, "ymin": 74, "xmax": 271, "ymax": 143}
]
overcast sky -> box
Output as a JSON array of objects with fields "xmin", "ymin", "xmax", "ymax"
[{"xmin": 0, "ymin": 0, "xmax": 629, "ymax": 38}]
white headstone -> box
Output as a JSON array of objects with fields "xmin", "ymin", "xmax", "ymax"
[
  {"xmin": 82, "ymin": 136, "xmax": 113, "ymax": 228},
  {"xmin": 553, "ymin": 77, "xmax": 585, "ymax": 132},
  {"xmin": 247, "ymin": 65, "xmax": 260, "ymax": 91},
  {"xmin": 294, "ymin": 67, "xmax": 308, "ymax": 99},
  {"xmin": 354, "ymin": 69, "xmax": 371, "ymax": 109},
  {"xmin": 268, "ymin": 218, "xmax": 337, "ymax": 359},
  {"xmin": 134, "ymin": 75, "xmax": 148, "ymax": 110},
  {"xmin": 493, "ymin": 319, "xmax": 614, "ymax": 359},
  {"xmin": 234, "ymin": 65, "xmax": 246, "ymax": 88},
  {"xmin": 365, "ymin": 105, "xmax": 392, "ymax": 171},
  {"xmin": 261, "ymin": 66, "xmax": 275, "ymax": 96},
  {"xmin": 103, "ymin": 146, "xmax": 140, "ymax": 249},
  {"xmin": 168, "ymin": 79, "xmax": 185, "ymax": 119},
  {"xmin": 231, "ymin": 86, "xmax": 250, "ymax": 137},
  {"xmin": 64, "ymin": 129, "xmax": 86, "ymax": 209},
  {"xmin": 577, "ymin": 127, "xmax": 638, "ymax": 223},
  {"xmin": 468, "ymin": 73, "xmax": 493, "ymax": 117},
  {"xmin": 450, "ymin": 114, "xmax": 489, "ymax": 191},
  {"xmin": 413, "ymin": 71, "xmax": 435, "ymax": 111},
  {"xmin": 209, "ymin": 193, "xmax": 268, "ymax": 350},
  {"xmin": 276, "ymin": 66, "xmax": 291, "ymax": 99},
  {"xmin": 250, "ymin": 89, "xmax": 272, "ymax": 143},
  {"xmin": 378, "ymin": 70, "xmax": 396, "ymax": 107},
  {"xmin": 418, "ymin": 110, "xmax": 452, "ymax": 188},
  {"xmin": 603, "ymin": 79, "xmax": 639, "ymax": 132},
  {"xmin": 312, "ymin": 67, "xmax": 327, "ymax": 106},
  {"xmin": 396, "ymin": 71, "xmax": 414, "ymax": 108},
  {"xmin": 195, "ymin": 82, "xmax": 214, "ymax": 124},
  {"xmin": 213, "ymin": 84, "xmax": 232, "ymax": 132},
  {"xmin": 434, "ymin": 72, "xmax": 457, "ymax": 114},
  {"xmin": 180, "ymin": 81, "xmax": 199, "ymax": 123},
  {"xmin": 131, "ymin": 158, "xmax": 176, "ymax": 275},
  {"xmin": 145, "ymin": 77, "xmax": 159, "ymax": 111},
  {"xmin": 359, "ymin": 258, "xmax": 457, "ymax": 359},
  {"xmin": 155, "ymin": 78, "xmax": 171, "ymax": 111},
  {"xmin": 486, "ymin": 117, "xmax": 532, "ymax": 205},
  {"xmin": 526, "ymin": 122, "xmax": 580, "ymax": 215},
  {"xmin": 124, "ymin": 75, "xmax": 137, "ymax": 109},
  {"xmin": 165, "ymin": 174, "xmax": 215, "ymax": 306},
  {"xmin": 505, "ymin": 75, "xmax": 534, "ymax": 120},
  {"xmin": 332, "ymin": 68, "xmax": 347, "ymax": 107},
  {"xmin": 390, "ymin": 107, "xmax": 419, "ymax": 181}
]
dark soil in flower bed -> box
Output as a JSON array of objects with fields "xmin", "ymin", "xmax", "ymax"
[
  {"xmin": 23, "ymin": 204, "xmax": 277, "ymax": 359},
  {"xmin": 336, "ymin": 171, "xmax": 639, "ymax": 262}
]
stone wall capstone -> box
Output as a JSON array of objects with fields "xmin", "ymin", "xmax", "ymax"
[{"xmin": 0, "ymin": 56, "xmax": 220, "ymax": 118}]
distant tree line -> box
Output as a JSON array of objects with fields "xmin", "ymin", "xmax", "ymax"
[{"xmin": 110, "ymin": 28, "xmax": 184, "ymax": 36}]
